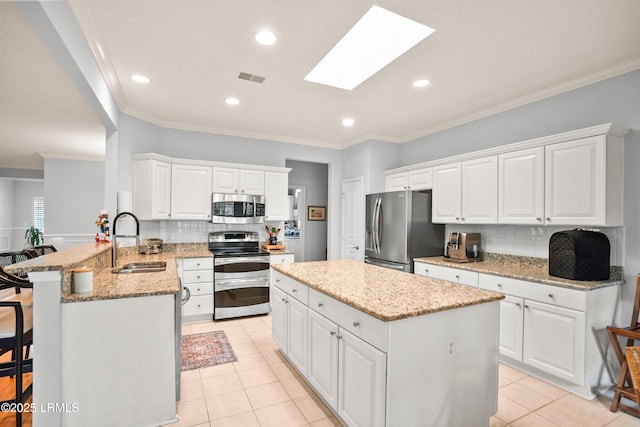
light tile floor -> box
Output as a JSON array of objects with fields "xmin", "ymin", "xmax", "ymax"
[{"xmin": 169, "ymin": 315, "xmax": 640, "ymax": 427}]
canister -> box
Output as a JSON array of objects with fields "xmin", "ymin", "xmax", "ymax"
[{"xmin": 72, "ymin": 267, "xmax": 93, "ymax": 293}]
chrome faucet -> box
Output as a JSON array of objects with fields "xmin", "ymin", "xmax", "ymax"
[{"xmin": 112, "ymin": 211, "xmax": 140, "ymax": 267}]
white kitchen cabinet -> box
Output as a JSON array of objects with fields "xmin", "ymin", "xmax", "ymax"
[
  {"xmin": 264, "ymin": 171, "xmax": 289, "ymax": 221},
  {"xmin": 307, "ymin": 309, "xmax": 339, "ymax": 410},
  {"xmin": 522, "ymin": 299, "xmax": 585, "ymax": 385},
  {"xmin": 545, "ymin": 135, "xmax": 623, "ymax": 226},
  {"xmin": 432, "ymin": 163, "xmax": 461, "ymax": 223},
  {"xmin": 477, "ymin": 272, "xmax": 618, "ymax": 398},
  {"xmin": 461, "ymin": 156, "xmax": 498, "ymax": 223},
  {"xmin": 212, "ymin": 166, "xmax": 265, "ymax": 195},
  {"xmin": 413, "ymin": 262, "xmax": 479, "ymax": 287},
  {"xmin": 170, "ymin": 164, "xmax": 212, "ymax": 220},
  {"xmin": 180, "ymin": 257, "xmax": 214, "ymax": 322},
  {"xmin": 384, "ymin": 168, "xmax": 432, "ymax": 191},
  {"xmin": 270, "ymin": 253, "xmax": 294, "ymax": 265},
  {"xmin": 499, "ymin": 295, "xmax": 524, "ymax": 360},
  {"xmin": 134, "ymin": 159, "xmax": 172, "ymax": 220},
  {"xmin": 338, "ymin": 327, "xmax": 386, "ymax": 427},
  {"xmin": 270, "ymin": 273, "xmax": 308, "ymax": 375},
  {"xmin": 498, "ymin": 147, "xmax": 545, "ymax": 224},
  {"xmin": 432, "ymin": 156, "xmax": 497, "ymax": 224}
]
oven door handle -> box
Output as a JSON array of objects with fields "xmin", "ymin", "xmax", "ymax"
[
  {"xmin": 215, "ymin": 277, "xmax": 270, "ymax": 288},
  {"xmin": 214, "ymin": 257, "xmax": 270, "ymax": 265}
]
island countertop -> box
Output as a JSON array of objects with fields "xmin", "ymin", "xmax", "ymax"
[
  {"xmin": 271, "ymin": 259, "xmax": 504, "ymax": 321},
  {"xmin": 5, "ymin": 242, "xmax": 212, "ymax": 302}
]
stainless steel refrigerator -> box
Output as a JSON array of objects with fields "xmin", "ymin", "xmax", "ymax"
[{"xmin": 365, "ymin": 190, "xmax": 444, "ymax": 272}]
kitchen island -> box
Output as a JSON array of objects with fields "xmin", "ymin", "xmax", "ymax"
[
  {"xmin": 270, "ymin": 259, "xmax": 505, "ymax": 427},
  {"xmin": 6, "ymin": 242, "xmax": 211, "ymax": 427}
]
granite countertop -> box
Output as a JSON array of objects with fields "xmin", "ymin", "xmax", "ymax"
[
  {"xmin": 271, "ymin": 259, "xmax": 504, "ymax": 322},
  {"xmin": 5, "ymin": 242, "xmax": 212, "ymax": 303},
  {"xmin": 414, "ymin": 253, "xmax": 624, "ymax": 291}
]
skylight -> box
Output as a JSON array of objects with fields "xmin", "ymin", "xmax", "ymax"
[{"xmin": 304, "ymin": 6, "xmax": 435, "ymax": 91}]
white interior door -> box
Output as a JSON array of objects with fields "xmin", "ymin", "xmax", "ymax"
[{"xmin": 341, "ymin": 177, "xmax": 364, "ymax": 261}]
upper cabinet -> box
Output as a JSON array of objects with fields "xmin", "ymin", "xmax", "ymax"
[
  {"xmin": 133, "ymin": 154, "xmax": 290, "ymax": 221},
  {"xmin": 413, "ymin": 124, "xmax": 627, "ymax": 226},
  {"xmin": 498, "ymin": 147, "xmax": 545, "ymax": 224},
  {"xmin": 134, "ymin": 159, "xmax": 172, "ymax": 220},
  {"xmin": 264, "ymin": 171, "xmax": 289, "ymax": 221},
  {"xmin": 170, "ymin": 164, "xmax": 212, "ymax": 220},
  {"xmin": 384, "ymin": 168, "xmax": 432, "ymax": 191},
  {"xmin": 432, "ymin": 157, "xmax": 497, "ymax": 224},
  {"xmin": 544, "ymin": 135, "xmax": 622, "ymax": 226},
  {"xmin": 212, "ymin": 167, "xmax": 264, "ymax": 195}
]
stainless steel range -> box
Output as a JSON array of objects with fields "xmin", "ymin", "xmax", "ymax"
[{"xmin": 209, "ymin": 231, "xmax": 271, "ymax": 319}]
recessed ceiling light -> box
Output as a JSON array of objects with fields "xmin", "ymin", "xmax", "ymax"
[
  {"xmin": 304, "ymin": 6, "xmax": 435, "ymax": 90},
  {"xmin": 412, "ymin": 79, "xmax": 431, "ymax": 88},
  {"xmin": 255, "ymin": 31, "xmax": 277, "ymax": 46},
  {"xmin": 131, "ymin": 74, "xmax": 151, "ymax": 84},
  {"xmin": 342, "ymin": 118, "xmax": 355, "ymax": 127},
  {"xmin": 225, "ymin": 97, "xmax": 240, "ymax": 105}
]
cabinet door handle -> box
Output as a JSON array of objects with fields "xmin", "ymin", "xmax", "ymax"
[
  {"xmin": 536, "ymin": 217, "xmax": 542, "ymax": 222},
  {"xmin": 292, "ymin": 289, "xmax": 297, "ymax": 293},
  {"xmin": 546, "ymin": 217, "xmax": 551, "ymax": 221},
  {"xmin": 461, "ymin": 217, "xmax": 465, "ymax": 221},
  {"xmin": 515, "ymin": 302, "xmax": 521, "ymax": 307},
  {"xmin": 281, "ymin": 298, "xmax": 287, "ymax": 303},
  {"xmin": 455, "ymin": 217, "xmax": 460, "ymax": 221},
  {"xmin": 317, "ymin": 303, "xmax": 324, "ymax": 308},
  {"xmin": 330, "ymin": 331, "xmax": 336, "ymax": 336},
  {"xmin": 276, "ymin": 279, "xmax": 280, "ymax": 283},
  {"xmin": 353, "ymin": 321, "xmax": 360, "ymax": 327},
  {"xmin": 424, "ymin": 268, "xmax": 429, "ymax": 274},
  {"xmin": 497, "ymin": 283, "xmax": 502, "ymax": 288},
  {"xmin": 548, "ymin": 293, "xmax": 554, "ymax": 298},
  {"xmin": 524, "ymin": 304, "xmax": 530, "ymax": 309},
  {"xmin": 455, "ymin": 275, "xmax": 460, "ymax": 280},
  {"xmin": 197, "ymin": 288, "xmax": 201, "ymax": 292},
  {"xmin": 197, "ymin": 276, "xmax": 200, "ymax": 279},
  {"xmin": 336, "ymin": 335, "xmax": 343, "ymax": 340}
]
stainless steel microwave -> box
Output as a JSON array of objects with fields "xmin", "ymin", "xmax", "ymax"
[{"xmin": 211, "ymin": 193, "xmax": 265, "ymax": 224}]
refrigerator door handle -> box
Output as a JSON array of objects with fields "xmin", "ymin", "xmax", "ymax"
[
  {"xmin": 375, "ymin": 197, "xmax": 383, "ymax": 254},
  {"xmin": 372, "ymin": 197, "xmax": 380, "ymax": 253}
]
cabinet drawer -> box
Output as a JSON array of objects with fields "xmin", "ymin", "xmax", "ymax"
[
  {"xmin": 182, "ymin": 269, "xmax": 214, "ymax": 284},
  {"xmin": 183, "ymin": 295, "xmax": 214, "ymax": 317},
  {"xmin": 272, "ymin": 271, "xmax": 308, "ymax": 304},
  {"xmin": 270, "ymin": 253, "xmax": 295, "ymax": 265},
  {"xmin": 309, "ymin": 288, "xmax": 387, "ymax": 352},
  {"xmin": 182, "ymin": 257, "xmax": 213, "ymax": 270},
  {"xmin": 415, "ymin": 262, "xmax": 479, "ymax": 287},
  {"xmin": 185, "ymin": 283, "xmax": 213, "ymax": 296},
  {"xmin": 479, "ymin": 273, "xmax": 586, "ymax": 311}
]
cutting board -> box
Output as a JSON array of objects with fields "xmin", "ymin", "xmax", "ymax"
[{"xmin": 262, "ymin": 244, "xmax": 286, "ymax": 251}]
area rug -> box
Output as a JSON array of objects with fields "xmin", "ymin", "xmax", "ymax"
[{"xmin": 181, "ymin": 330, "xmax": 237, "ymax": 371}]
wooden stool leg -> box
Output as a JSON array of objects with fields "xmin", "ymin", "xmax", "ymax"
[{"xmin": 611, "ymin": 359, "xmax": 628, "ymax": 412}]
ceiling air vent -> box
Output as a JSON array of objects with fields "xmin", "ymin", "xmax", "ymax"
[{"xmin": 238, "ymin": 72, "xmax": 265, "ymax": 84}]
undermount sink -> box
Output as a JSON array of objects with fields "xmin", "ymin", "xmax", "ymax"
[{"xmin": 112, "ymin": 261, "xmax": 167, "ymax": 274}]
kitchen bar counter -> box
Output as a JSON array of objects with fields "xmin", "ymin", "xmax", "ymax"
[
  {"xmin": 6, "ymin": 241, "xmax": 212, "ymax": 302},
  {"xmin": 271, "ymin": 259, "xmax": 504, "ymax": 321},
  {"xmin": 414, "ymin": 253, "xmax": 623, "ymax": 290}
]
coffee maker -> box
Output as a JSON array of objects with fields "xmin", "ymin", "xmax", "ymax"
[{"xmin": 444, "ymin": 232, "xmax": 482, "ymax": 262}]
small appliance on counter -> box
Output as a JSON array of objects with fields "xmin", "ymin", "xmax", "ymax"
[
  {"xmin": 140, "ymin": 238, "xmax": 163, "ymax": 254},
  {"xmin": 444, "ymin": 232, "xmax": 482, "ymax": 263},
  {"xmin": 549, "ymin": 229, "xmax": 610, "ymax": 281}
]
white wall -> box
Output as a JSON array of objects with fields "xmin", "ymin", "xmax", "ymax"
[
  {"xmin": 342, "ymin": 140, "xmax": 400, "ymax": 195},
  {"xmin": 44, "ymin": 158, "xmax": 105, "ymax": 243}
]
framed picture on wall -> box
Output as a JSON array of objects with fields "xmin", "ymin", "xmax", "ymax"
[{"xmin": 308, "ymin": 206, "xmax": 326, "ymax": 221}]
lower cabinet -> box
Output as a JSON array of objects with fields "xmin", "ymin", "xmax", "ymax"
[
  {"xmin": 307, "ymin": 310, "xmax": 386, "ymax": 427},
  {"xmin": 478, "ymin": 272, "xmax": 616, "ymax": 398},
  {"xmin": 180, "ymin": 257, "xmax": 214, "ymax": 323},
  {"xmin": 270, "ymin": 286, "xmax": 308, "ymax": 376}
]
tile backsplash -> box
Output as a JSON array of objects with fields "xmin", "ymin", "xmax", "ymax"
[
  {"xmin": 139, "ymin": 220, "xmax": 284, "ymax": 244},
  {"xmin": 445, "ymin": 224, "xmax": 624, "ymax": 266}
]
